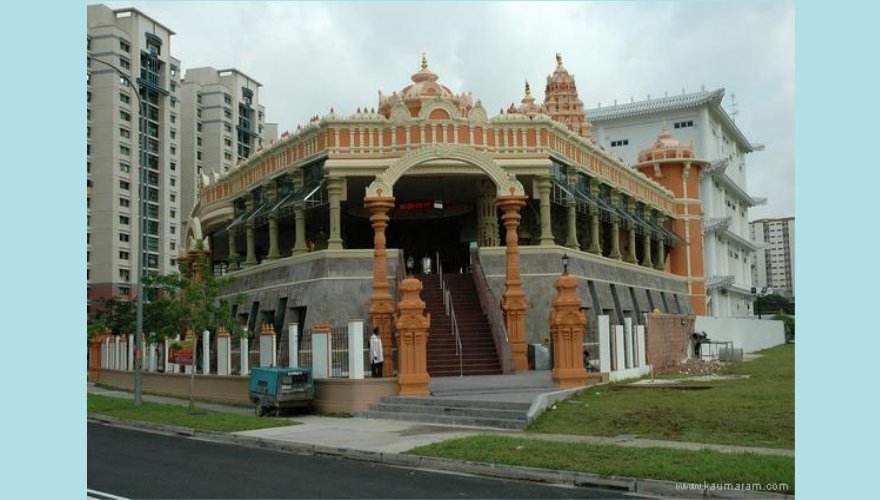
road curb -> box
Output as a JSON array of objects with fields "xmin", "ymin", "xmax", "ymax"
[{"xmin": 88, "ymin": 414, "xmax": 792, "ymax": 499}]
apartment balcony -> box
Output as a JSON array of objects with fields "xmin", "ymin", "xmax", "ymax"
[
  {"xmin": 703, "ymin": 216, "xmax": 731, "ymax": 234},
  {"xmin": 706, "ymin": 274, "xmax": 736, "ymax": 291}
]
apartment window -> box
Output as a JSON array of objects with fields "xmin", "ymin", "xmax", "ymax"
[
  {"xmin": 119, "ymin": 233, "xmax": 130, "ymax": 242},
  {"xmin": 170, "ymin": 225, "xmax": 176, "ymax": 234},
  {"xmin": 119, "ymin": 215, "xmax": 130, "ymax": 225},
  {"xmin": 119, "ymin": 197, "xmax": 130, "ymax": 208},
  {"xmin": 119, "ymin": 162, "xmax": 130, "ymax": 173},
  {"xmin": 170, "ymin": 65, "xmax": 178, "ymax": 77},
  {"xmin": 118, "ymin": 286, "xmax": 130, "ymax": 296},
  {"xmin": 224, "ymin": 108, "xmax": 232, "ymax": 119},
  {"xmin": 610, "ymin": 139, "xmax": 629, "ymax": 148},
  {"xmin": 170, "ymin": 162, "xmax": 177, "ymax": 171},
  {"xmin": 119, "ymin": 39, "xmax": 130, "ymax": 53},
  {"xmin": 170, "ymin": 129, "xmax": 176, "ymax": 139},
  {"xmin": 119, "ymin": 145, "xmax": 130, "ymax": 156},
  {"xmin": 147, "ymin": 254, "xmax": 159, "ymax": 269},
  {"xmin": 197, "ymin": 123, "xmax": 202, "ymax": 132},
  {"xmin": 119, "ymin": 269, "xmax": 131, "ymax": 282},
  {"xmin": 224, "ymin": 152, "xmax": 232, "ymax": 161},
  {"xmin": 170, "ymin": 209, "xmax": 176, "ymax": 219},
  {"xmin": 119, "ymin": 251, "xmax": 130, "ymax": 260},
  {"xmin": 224, "ymin": 138, "xmax": 232, "ymax": 147},
  {"xmin": 196, "ymin": 151, "xmax": 202, "ymax": 161},
  {"xmin": 197, "ymin": 137, "xmax": 202, "ymax": 146},
  {"xmin": 170, "ymin": 258, "xmax": 176, "ymax": 267},
  {"xmin": 170, "ymin": 178, "xmax": 176, "ymax": 187},
  {"xmin": 120, "ymin": 110, "xmax": 131, "ymax": 122},
  {"xmin": 120, "ymin": 93, "xmax": 130, "ymax": 104},
  {"xmin": 170, "ymin": 98, "xmax": 177, "ymax": 109},
  {"xmin": 87, "ymin": 144, "xmax": 91, "ymax": 156},
  {"xmin": 119, "ymin": 128, "xmax": 131, "ymax": 139},
  {"xmin": 119, "ymin": 57, "xmax": 130, "ymax": 70},
  {"xmin": 170, "ymin": 193, "xmax": 176, "ymax": 203},
  {"xmin": 170, "ymin": 81, "xmax": 176, "ymax": 93},
  {"xmin": 674, "ymin": 120, "xmax": 695, "ymax": 129},
  {"xmin": 170, "ymin": 241, "xmax": 176, "ymax": 250},
  {"xmin": 119, "ymin": 180, "xmax": 130, "ymax": 190},
  {"xmin": 224, "ymin": 123, "xmax": 232, "ymax": 133},
  {"xmin": 170, "ymin": 114, "xmax": 177, "ymax": 124},
  {"xmin": 170, "ymin": 146, "xmax": 176, "ymax": 156}
]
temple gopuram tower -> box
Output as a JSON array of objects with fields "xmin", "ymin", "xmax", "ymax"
[
  {"xmin": 543, "ymin": 53, "xmax": 594, "ymax": 141},
  {"xmin": 636, "ymin": 126, "xmax": 706, "ymax": 315}
]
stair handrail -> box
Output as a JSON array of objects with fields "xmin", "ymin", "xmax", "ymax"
[
  {"xmin": 470, "ymin": 246, "xmax": 515, "ymax": 374},
  {"xmin": 437, "ymin": 252, "xmax": 463, "ymax": 377}
]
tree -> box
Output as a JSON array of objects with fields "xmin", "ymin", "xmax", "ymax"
[
  {"xmin": 756, "ymin": 293, "xmax": 794, "ymax": 316},
  {"xmin": 88, "ymin": 296, "xmax": 136, "ymax": 340}
]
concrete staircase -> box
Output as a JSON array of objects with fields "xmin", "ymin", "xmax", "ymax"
[
  {"xmin": 362, "ymin": 396, "xmax": 530, "ymax": 429},
  {"xmin": 417, "ymin": 273, "xmax": 502, "ymax": 377}
]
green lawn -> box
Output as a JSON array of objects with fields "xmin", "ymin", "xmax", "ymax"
[
  {"xmin": 530, "ymin": 344, "xmax": 794, "ymax": 449},
  {"xmin": 88, "ymin": 394, "xmax": 300, "ymax": 432},
  {"xmin": 409, "ymin": 436, "xmax": 794, "ymax": 493}
]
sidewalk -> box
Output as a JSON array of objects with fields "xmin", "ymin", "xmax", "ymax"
[{"xmin": 87, "ymin": 383, "xmax": 792, "ymax": 457}]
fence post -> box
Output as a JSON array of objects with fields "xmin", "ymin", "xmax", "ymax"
[
  {"xmin": 259, "ymin": 323, "xmax": 277, "ymax": 367},
  {"xmin": 202, "ymin": 330, "xmax": 211, "ymax": 374},
  {"xmin": 127, "ymin": 334, "xmax": 134, "ymax": 371},
  {"xmin": 598, "ymin": 316, "xmax": 611, "ymax": 373},
  {"xmin": 623, "ymin": 318, "xmax": 633, "ymax": 369},
  {"xmin": 88, "ymin": 331, "xmax": 107, "ymax": 382},
  {"xmin": 348, "ymin": 320, "xmax": 365, "ymax": 380},
  {"xmin": 311, "ymin": 322, "xmax": 331, "ymax": 379},
  {"xmin": 147, "ymin": 343, "xmax": 157, "ymax": 372},
  {"xmin": 636, "ymin": 325, "xmax": 647, "ymax": 367},
  {"xmin": 288, "ymin": 323, "xmax": 299, "ymax": 368},
  {"xmin": 240, "ymin": 336, "xmax": 250, "ymax": 376},
  {"xmin": 614, "ymin": 325, "xmax": 625, "ymax": 372},
  {"xmin": 216, "ymin": 327, "xmax": 230, "ymax": 375}
]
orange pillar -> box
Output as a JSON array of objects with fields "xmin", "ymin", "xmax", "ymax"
[
  {"xmin": 395, "ymin": 277, "xmax": 431, "ymax": 396},
  {"xmin": 365, "ymin": 196, "xmax": 397, "ymax": 377},
  {"xmin": 88, "ymin": 330, "xmax": 109, "ymax": 383},
  {"xmin": 188, "ymin": 249, "xmax": 211, "ymax": 281},
  {"xmin": 550, "ymin": 273, "xmax": 588, "ymax": 388},
  {"xmin": 496, "ymin": 194, "xmax": 529, "ymax": 372}
]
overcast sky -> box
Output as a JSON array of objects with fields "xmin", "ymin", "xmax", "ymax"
[{"xmin": 109, "ymin": 1, "xmax": 794, "ymax": 219}]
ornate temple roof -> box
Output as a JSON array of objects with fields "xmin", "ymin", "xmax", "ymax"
[
  {"xmin": 542, "ymin": 53, "xmax": 594, "ymax": 141},
  {"xmin": 377, "ymin": 54, "xmax": 473, "ymax": 118},
  {"xmin": 637, "ymin": 125, "xmax": 696, "ymax": 163}
]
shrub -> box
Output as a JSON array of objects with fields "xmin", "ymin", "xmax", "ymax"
[{"xmin": 774, "ymin": 314, "xmax": 795, "ymax": 343}]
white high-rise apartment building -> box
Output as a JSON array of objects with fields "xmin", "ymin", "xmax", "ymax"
[
  {"xmin": 179, "ymin": 67, "xmax": 271, "ymax": 219},
  {"xmin": 750, "ymin": 217, "xmax": 795, "ymax": 298},
  {"xmin": 87, "ymin": 4, "xmax": 182, "ymax": 308},
  {"xmin": 587, "ymin": 89, "xmax": 767, "ymax": 317}
]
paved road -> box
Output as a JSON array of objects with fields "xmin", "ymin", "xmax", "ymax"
[{"xmin": 88, "ymin": 424, "xmax": 638, "ymax": 499}]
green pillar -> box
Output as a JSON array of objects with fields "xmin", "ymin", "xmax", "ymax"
[
  {"xmin": 537, "ymin": 175, "xmax": 554, "ymax": 246},
  {"xmin": 654, "ymin": 239, "xmax": 666, "ymax": 270},
  {"xmin": 625, "ymin": 226, "xmax": 637, "ymax": 264},
  {"xmin": 609, "ymin": 217, "xmax": 622, "ymax": 260},
  {"xmin": 227, "ymin": 230, "xmax": 240, "ymax": 271},
  {"xmin": 267, "ymin": 214, "xmax": 280, "ymax": 260},
  {"xmin": 245, "ymin": 222, "xmax": 257, "ymax": 266},
  {"xmin": 588, "ymin": 209, "xmax": 602, "ymax": 254},
  {"xmin": 642, "ymin": 233, "xmax": 653, "ymax": 267},
  {"xmin": 326, "ymin": 176, "xmax": 344, "ymax": 250},
  {"xmin": 293, "ymin": 206, "xmax": 307, "ymax": 255}
]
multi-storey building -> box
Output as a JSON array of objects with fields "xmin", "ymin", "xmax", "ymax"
[
  {"xmin": 587, "ymin": 90, "xmax": 766, "ymax": 317},
  {"xmin": 87, "ymin": 4, "xmax": 182, "ymax": 310},
  {"xmin": 750, "ymin": 217, "xmax": 795, "ymax": 298},
  {"xmin": 179, "ymin": 67, "xmax": 269, "ymax": 219}
]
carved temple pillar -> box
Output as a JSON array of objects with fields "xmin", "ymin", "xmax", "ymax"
[
  {"xmin": 588, "ymin": 208, "xmax": 602, "ymax": 255},
  {"xmin": 326, "ymin": 176, "xmax": 344, "ymax": 250},
  {"xmin": 537, "ymin": 175, "xmax": 555, "ymax": 246},
  {"xmin": 365, "ymin": 195, "xmax": 396, "ymax": 377},
  {"xmin": 550, "ymin": 273, "xmax": 588, "ymax": 389},
  {"xmin": 496, "ymin": 194, "xmax": 529, "ymax": 372},
  {"xmin": 565, "ymin": 171, "xmax": 579, "ymax": 249},
  {"xmin": 227, "ymin": 230, "xmax": 240, "ymax": 271},
  {"xmin": 395, "ymin": 277, "xmax": 431, "ymax": 396}
]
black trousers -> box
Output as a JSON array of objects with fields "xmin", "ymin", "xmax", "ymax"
[{"xmin": 371, "ymin": 361, "xmax": 383, "ymax": 377}]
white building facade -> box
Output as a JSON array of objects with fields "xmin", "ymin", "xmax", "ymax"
[
  {"xmin": 87, "ymin": 4, "xmax": 182, "ymax": 308},
  {"xmin": 588, "ymin": 89, "xmax": 766, "ymax": 317},
  {"xmin": 750, "ymin": 217, "xmax": 795, "ymax": 298},
  {"xmin": 179, "ymin": 67, "xmax": 272, "ymax": 219}
]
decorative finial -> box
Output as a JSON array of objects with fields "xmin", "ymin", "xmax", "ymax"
[
  {"xmin": 524, "ymin": 80, "xmax": 531, "ymax": 96},
  {"xmin": 421, "ymin": 52, "xmax": 428, "ymax": 71},
  {"xmin": 556, "ymin": 52, "xmax": 563, "ymax": 66}
]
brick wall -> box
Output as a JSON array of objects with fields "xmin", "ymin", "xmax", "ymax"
[{"xmin": 644, "ymin": 313, "xmax": 693, "ymax": 370}]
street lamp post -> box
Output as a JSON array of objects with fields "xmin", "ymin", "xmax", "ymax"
[{"xmin": 89, "ymin": 56, "xmax": 146, "ymax": 406}]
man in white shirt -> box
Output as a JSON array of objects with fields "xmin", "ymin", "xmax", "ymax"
[{"xmin": 369, "ymin": 328, "xmax": 384, "ymax": 377}]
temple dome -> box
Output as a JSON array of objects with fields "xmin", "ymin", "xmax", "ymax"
[
  {"xmin": 378, "ymin": 54, "xmax": 473, "ymax": 118},
  {"xmin": 638, "ymin": 124, "xmax": 695, "ymax": 162}
]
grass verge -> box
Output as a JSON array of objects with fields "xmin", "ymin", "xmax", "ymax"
[
  {"xmin": 410, "ymin": 435, "xmax": 794, "ymax": 494},
  {"xmin": 529, "ymin": 344, "xmax": 794, "ymax": 449},
  {"xmin": 88, "ymin": 394, "xmax": 299, "ymax": 432}
]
